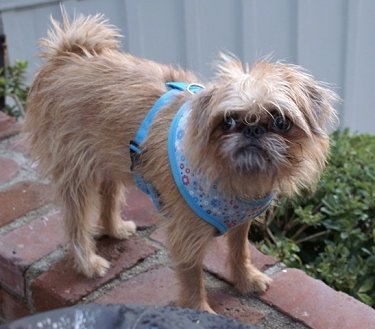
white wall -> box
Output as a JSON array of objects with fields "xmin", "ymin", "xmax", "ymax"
[{"xmin": 1, "ymin": 0, "xmax": 374, "ymax": 133}]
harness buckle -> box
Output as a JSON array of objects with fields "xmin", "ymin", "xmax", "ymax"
[
  {"xmin": 186, "ymin": 83, "xmax": 205, "ymax": 94},
  {"xmin": 129, "ymin": 140, "xmax": 140, "ymax": 171}
]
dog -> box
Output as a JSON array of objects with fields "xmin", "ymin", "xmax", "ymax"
[{"xmin": 24, "ymin": 12, "xmax": 338, "ymax": 313}]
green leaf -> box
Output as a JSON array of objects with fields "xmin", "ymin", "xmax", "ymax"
[
  {"xmin": 0, "ymin": 60, "xmax": 29, "ymax": 118},
  {"xmin": 358, "ymin": 278, "xmax": 374, "ymax": 293},
  {"xmin": 357, "ymin": 293, "xmax": 373, "ymax": 305}
]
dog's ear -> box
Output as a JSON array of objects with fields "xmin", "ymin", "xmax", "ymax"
[
  {"xmin": 196, "ymin": 88, "xmax": 216, "ymax": 112},
  {"xmin": 280, "ymin": 63, "xmax": 339, "ymax": 135},
  {"xmin": 188, "ymin": 86, "xmax": 219, "ymax": 145},
  {"xmin": 293, "ymin": 80, "xmax": 339, "ymax": 136},
  {"xmin": 306, "ymin": 83, "xmax": 339, "ymax": 132}
]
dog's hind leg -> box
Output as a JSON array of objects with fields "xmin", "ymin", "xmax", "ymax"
[
  {"xmin": 227, "ymin": 221, "xmax": 272, "ymax": 294},
  {"xmin": 99, "ymin": 178, "xmax": 136, "ymax": 239},
  {"xmin": 60, "ymin": 174, "xmax": 110, "ymax": 278}
]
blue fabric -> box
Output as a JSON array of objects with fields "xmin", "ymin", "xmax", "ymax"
[
  {"xmin": 129, "ymin": 88, "xmax": 181, "ymax": 155},
  {"xmin": 131, "ymin": 82, "xmax": 200, "ymax": 153},
  {"xmin": 130, "ymin": 81, "xmax": 273, "ymax": 234},
  {"xmin": 168, "ymin": 102, "xmax": 274, "ymax": 235},
  {"xmin": 166, "ymin": 82, "xmax": 205, "ymax": 94},
  {"xmin": 130, "ymin": 82, "xmax": 203, "ymax": 209},
  {"xmin": 132, "ymin": 171, "xmax": 161, "ymax": 208}
]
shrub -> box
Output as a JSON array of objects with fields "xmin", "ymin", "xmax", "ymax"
[
  {"xmin": 0, "ymin": 60, "xmax": 29, "ymax": 118},
  {"xmin": 251, "ymin": 130, "xmax": 375, "ymax": 306}
]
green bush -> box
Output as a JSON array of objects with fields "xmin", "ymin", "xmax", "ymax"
[
  {"xmin": 0, "ymin": 60, "xmax": 29, "ymax": 118},
  {"xmin": 252, "ymin": 130, "xmax": 375, "ymax": 306}
]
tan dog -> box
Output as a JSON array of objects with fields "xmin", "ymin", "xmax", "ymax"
[{"xmin": 24, "ymin": 12, "xmax": 338, "ymax": 313}]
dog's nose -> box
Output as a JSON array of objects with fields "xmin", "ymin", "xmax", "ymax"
[{"xmin": 243, "ymin": 125, "xmax": 266, "ymax": 138}]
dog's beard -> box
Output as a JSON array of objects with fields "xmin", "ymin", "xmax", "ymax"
[{"xmin": 219, "ymin": 133, "xmax": 291, "ymax": 174}]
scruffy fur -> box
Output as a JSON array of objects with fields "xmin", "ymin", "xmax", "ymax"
[{"xmin": 24, "ymin": 12, "xmax": 338, "ymax": 313}]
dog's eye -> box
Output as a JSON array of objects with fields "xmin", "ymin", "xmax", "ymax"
[
  {"xmin": 222, "ymin": 116, "xmax": 237, "ymax": 132},
  {"xmin": 272, "ymin": 115, "xmax": 293, "ymax": 132}
]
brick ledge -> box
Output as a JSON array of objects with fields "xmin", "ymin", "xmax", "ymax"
[{"xmin": 0, "ymin": 118, "xmax": 374, "ymax": 328}]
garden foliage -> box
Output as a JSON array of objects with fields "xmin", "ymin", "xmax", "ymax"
[
  {"xmin": 0, "ymin": 60, "xmax": 29, "ymax": 118},
  {"xmin": 252, "ymin": 130, "xmax": 375, "ymax": 306}
]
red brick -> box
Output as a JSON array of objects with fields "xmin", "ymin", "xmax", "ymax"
[
  {"xmin": 260, "ymin": 268, "xmax": 375, "ymax": 329},
  {"xmin": 0, "ymin": 210, "xmax": 64, "ymax": 295},
  {"xmin": 204, "ymin": 236, "xmax": 278, "ymax": 283},
  {"xmin": 208, "ymin": 290, "xmax": 264, "ymax": 324},
  {"xmin": 0, "ymin": 157, "xmax": 19, "ymax": 185},
  {"xmin": 31, "ymin": 236, "xmax": 157, "ymax": 312},
  {"xmin": 150, "ymin": 228, "xmax": 277, "ymax": 283},
  {"xmin": 96, "ymin": 266, "xmax": 264, "ymax": 325},
  {"xmin": 95, "ymin": 266, "xmax": 178, "ymax": 306},
  {"xmin": 8, "ymin": 135, "xmax": 30, "ymax": 156},
  {"xmin": 0, "ymin": 287, "xmax": 30, "ymax": 321},
  {"xmin": 122, "ymin": 187, "xmax": 159, "ymax": 228},
  {"xmin": 149, "ymin": 226, "xmax": 167, "ymax": 245},
  {"xmin": 0, "ymin": 112, "xmax": 22, "ymax": 141},
  {"xmin": 0, "ymin": 181, "xmax": 52, "ymax": 227}
]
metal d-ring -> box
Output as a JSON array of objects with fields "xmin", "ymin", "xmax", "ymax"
[{"xmin": 186, "ymin": 83, "xmax": 205, "ymax": 94}]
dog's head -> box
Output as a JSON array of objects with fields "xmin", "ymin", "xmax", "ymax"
[{"xmin": 184, "ymin": 55, "xmax": 338, "ymax": 198}]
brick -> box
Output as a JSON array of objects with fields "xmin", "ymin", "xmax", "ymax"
[
  {"xmin": 96, "ymin": 266, "xmax": 178, "ymax": 306},
  {"xmin": 7, "ymin": 135, "xmax": 30, "ymax": 156},
  {"xmin": 260, "ymin": 268, "xmax": 375, "ymax": 329},
  {"xmin": 204, "ymin": 236, "xmax": 278, "ymax": 283},
  {"xmin": 96, "ymin": 267, "xmax": 264, "ymax": 325},
  {"xmin": 208, "ymin": 290, "xmax": 265, "ymax": 325},
  {"xmin": 31, "ymin": 236, "xmax": 157, "ymax": 312},
  {"xmin": 0, "ymin": 157, "xmax": 19, "ymax": 185},
  {"xmin": 0, "ymin": 210, "xmax": 64, "ymax": 296},
  {"xmin": 150, "ymin": 228, "xmax": 277, "ymax": 283},
  {"xmin": 0, "ymin": 181, "xmax": 52, "ymax": 227},
  {"xmin": 0, "ymin": 287, "xmax": 30, "ymax": 321},
  {"xmin": 149, "ymin": 226, "xmax": 167, "ymax": 245},
  {"xmin": 122, "ymin": 187, "xmax": 159, "ymax": 229},
  {"xmin": 0, "ymin": 112, "xmax": 22, "ymax": 141}
]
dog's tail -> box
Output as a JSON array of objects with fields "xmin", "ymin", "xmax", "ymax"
[{"xmin": 39, "ymin": 7, "xmax": 121, "ymax": 60}]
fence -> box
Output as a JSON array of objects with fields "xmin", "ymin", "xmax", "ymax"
[{"xmin": 0, "ymin": 0, "xmax": 374, "ymax": 133}]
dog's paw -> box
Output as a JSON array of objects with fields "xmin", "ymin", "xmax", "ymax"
[
  {"xmin": 234, "ymin": 266, "xmax": 272, "ymax": 295},
  {"xmin": 111, "ymin": 220, "xmax": 136, "ymax": 239},
  {"xmin": 96, "ymin": 218, "xmax": 137, "ymax": 240},
  {"xmin": 178, "ymin": 300, "xmax": 216, "ymax": 314},
  {"xmin": 199, "ymin": 303, "xmax": 216, "ymax": 314},
  {"xmin": 77, "ymin": 254, "xmax": 111, "ymax": 278}
]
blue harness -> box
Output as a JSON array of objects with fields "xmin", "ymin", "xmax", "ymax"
[
  {"xmin": 129, "ymin": 82, "xmax": 273, "ymax": 235},
  {"xmin": 129, "ymin": 82, "xmax": 203, "ymax": 207}
]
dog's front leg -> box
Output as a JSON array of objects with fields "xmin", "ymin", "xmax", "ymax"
[
  {"xmin": 227, "ymin": 221, "xmax": 272, "ymax": 295},
  {"xmin": 167, "ymin": 218, "xmax": 216, "ymax": 313},
  {"xmin": 175, "ymin": 263, "xmax": 214, "ymax": 313}
]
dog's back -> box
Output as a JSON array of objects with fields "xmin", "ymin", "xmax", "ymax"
[
  {"xmin": 25, "ymin": 14, "xmax": 122, "ymax": 184},
  {"xmin": 24, "ymin": 12, "xmax": 195, "ymax": 182}
]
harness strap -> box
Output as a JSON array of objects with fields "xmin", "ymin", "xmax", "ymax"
[
  {"xmin": 129, "ymin": 88, "xmax": 179, "ymax": 157},
  {"xmin": 129, "ymin": 82, "xmax": 204, "ymax": 208},
  {"xmin": 129, "ymin": 82, "xmax": 204, "ymax": 164}
]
